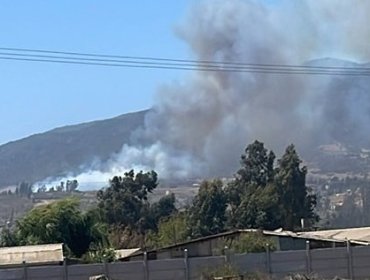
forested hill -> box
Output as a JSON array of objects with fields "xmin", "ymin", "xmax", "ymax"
[{"xmin": 0, "ymin": 110, "xmax": 148, "ymax": 188}]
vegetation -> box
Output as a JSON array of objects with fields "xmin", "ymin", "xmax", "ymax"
[
  {"xmin": 1, "ymin": 198, "xmax": 107, "ymax": 258},
  {"xmin": 146, "ymin": 213, "xmax": 188, "ymax": 248},
  {"xmin": 230, "ymin": 232, "xmax": 276, "ymax": 254},
  {"xmin": 96, "ymin": 170, "xmax": 177, "ymax": 248},
  {"xmin": 227, "ymin": 141, "xmax": 318, "ymax": 231},
  {"xmin": 187, "ymin": 179, "xmax": 227, "ymax": 238},
  {"xmin": 0, "ymin": 140, "xmax": 320, "ymax": 261}
]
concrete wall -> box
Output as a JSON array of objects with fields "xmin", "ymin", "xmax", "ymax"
[{"xmin": 2, "ymin": 244, "xmax": 370, "ymax": 279}]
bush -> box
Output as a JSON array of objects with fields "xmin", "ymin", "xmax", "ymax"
[
  {"xmin": 231, "ymin": 231, "xmax": 276, "ymax": 253},
  {"xmin": 82, "ymin": 247, "xmax": 117, "ymax": 263}
]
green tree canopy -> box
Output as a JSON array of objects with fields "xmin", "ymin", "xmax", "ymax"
[
  {"xmin": 149, "ymin": 193, "xmax": 177, "ymax": 230},
  {"xmin": 145, "ymin": 212, "xmax": 188, "ymax": 249},
  {"xmin": 97, "ymin": 170, "xmax": 158, "ymax": 230},
  {"xmin": 187, "ymin": 179, "xmax": 227, "ymax": 238},
  {"xmin": 227, "ymin": 141, "xmax": 318, "ymax": 231},
  {"xmin": 227, "ymin": 141, "xmax": 280, "ymax": 229},
  {"xmin": 275, "ymin": 144, "xmax": 318, "ymax": 230},
  {"xmin": 13, "ymin": 198, "xmax": 106, "ymax": 257}
]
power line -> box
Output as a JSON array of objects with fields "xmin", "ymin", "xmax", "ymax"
[
  {"xmin": 0, "ymin": 47, "xmax": 369, "ymax": 76},
  {"xmin": 1, "ymin": 46, "xmax": 368, "ymax": 71}
]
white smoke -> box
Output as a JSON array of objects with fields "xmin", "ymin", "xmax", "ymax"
[{"xmin": 41, "ymin": 0, "xmax": 370, "ymax": 185}]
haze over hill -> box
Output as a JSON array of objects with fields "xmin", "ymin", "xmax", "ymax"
[{"xmin": 0, "ymin": 110, "xmax": 147, "ymax": 188}]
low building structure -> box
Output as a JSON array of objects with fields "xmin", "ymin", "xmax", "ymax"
[
  {"xmin": 0, "ymin": 243, "xmax": 63, "ymax": 267},
  {"xmin": 123, "ymin": 228, "xmax": 360, "ymax": 261}
]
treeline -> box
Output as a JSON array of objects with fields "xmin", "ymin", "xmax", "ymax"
[
  {"xmin": 0, "ymin": 140, "xmax": 318, "ymax": 262},
  {"xmin": 0, "ymin": 179, "xmax": 79, "ymax": 197},
  {"xmin": 0, "ymin": 182, "xmax": 33, "ymax": 198},
  {"xmin": 36, "ymin": 179, "xmax": 79, "ymax": 193}
]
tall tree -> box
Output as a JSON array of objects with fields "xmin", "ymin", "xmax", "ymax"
[
  {"xmin": 237, "ymin": 140, "xmax": 275, "ymax": 188},
  {"xmin": 227, "ymin": 141, "xmax": 318, "ymax": 231},
  {"xmin": 187, "ymin": 180, "xmax": 227, "ymax": 238},
  {"xmin": 227, "ymin": 141, "xmax": 279, "ymax": 229},
  {"xmin": 274, "ymin": 144, "xmax": 318, "ymax": 230},
  {"xmin": 97, "ymin": 170, "xmax": 158, "ymax": 230}
]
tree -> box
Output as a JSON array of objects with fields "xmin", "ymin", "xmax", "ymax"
[
  {"xmin": 227, "ymin": 141, "xmax": 279, "ymax": 229},
  {"xmin": 237, "ymin": 140, "xmax": 275, "ymax": 188},
  {"xmin": 145, "ymin": 213, "xmax": 188, "ymax": 249},
  {"xmin": 230, "ymin": 183, "xmax": 281, "ymax": 230},
  {"xmin": 187, "ymin": 180, "xmax": 227, "ymax": 238},
  {"xmin": 150, "ymin": 193, "xmax": 177, "ymax": 229},
  {"xmin": 97, "ymin": 170, "xmax": 158, "ymax": 230},
  {"xmin": 227, "ymin": 141, "xmax": 318, "ymax": 231},
  {"xmin": 0, "ymin": 227, "xmax": 18, "ymax": 247},
  {"xmin": 17, "ymin": 182, "xmax": 33, "ymax": 198},
  {"xmin": 66, "ymin": 180, "xmax": 78, "ymax": 192},
  {"xmin": 37, "ymin": 185, "xmax": 47, "ymax": 193},
  {"xmin": 274, "ymin": 144, "xmax": 318, "ymax": 230},
  {"xmin": 14, "ymin": 198, "xmax": 107, "ymax": 257}
]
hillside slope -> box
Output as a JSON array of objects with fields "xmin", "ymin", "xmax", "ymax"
[{"xmin": 0, "ymin": 110, "xmax": 147, "ymax": 187}]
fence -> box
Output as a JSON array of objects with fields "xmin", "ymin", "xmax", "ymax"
[{"xmin": 1, "ymin": 242, "xmax": 370, "ymax": 280}]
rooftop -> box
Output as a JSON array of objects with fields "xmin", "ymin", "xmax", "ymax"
[{"xmin": 0, "ymin": 243, "xmax": 63, "ymax": 266}]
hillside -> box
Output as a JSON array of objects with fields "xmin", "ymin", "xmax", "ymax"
[{"xmin": 0, "ymin": 110, "xmax": 148, "ymax": 188}]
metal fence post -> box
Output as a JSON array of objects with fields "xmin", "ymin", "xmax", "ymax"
[
  {"xmin": 63, "ymin": 257, "xmax": 68, "ymax": 280},
  {"xmin": 224, "ymin": 246, "xmax": 230, "ymax": 264},
  {"xmin": 143, "ymin": 251, "xmax": 149, "ymax": 280},
  {"xmin": 265, "ymin": 244, "xmax": 272, "ymax": 275},
  {"xmin": 22, "ymin": 260, "xmax": 28, "ymax": 280},
  {"xmin": 103, "ymin": 259, "xmax": 110, "ymax": 279},
  {"xmin": 184, "ymin": 249, "xmax": 189, "ymax": 280},
  {"xmin": 306, "ymin": 240, "xmax": 311, "ymax": 274},
  {"xmin": 346, "ymin": 240, "xmax": 354, "ymax": 280}
]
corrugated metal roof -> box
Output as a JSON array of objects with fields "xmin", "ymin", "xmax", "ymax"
[
  {"xmin": 0, "ymin": 243, "xmax": 63, "ymax": 266},
  {"xmin": 302, "ymin": 227, "xmax": 370, "ymax": 244},
  {"xmin": 115, "ymin": 248, "xmax": 141, "ymax": 259}
]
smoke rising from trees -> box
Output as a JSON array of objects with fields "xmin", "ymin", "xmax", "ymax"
[{"xmin": 45, "ymin": 0, "xmax": 370, "ymax": 184}]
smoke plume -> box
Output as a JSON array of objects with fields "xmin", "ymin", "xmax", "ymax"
[{"xmin": 46, "ymin": 0, "xmax": 370, "ymax": 186}]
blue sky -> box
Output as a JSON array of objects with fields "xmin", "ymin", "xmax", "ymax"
[{"xmin": 0, "ymin": 1, "xmax": 192, "ymax": 145}]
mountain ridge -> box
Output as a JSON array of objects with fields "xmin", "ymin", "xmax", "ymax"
[{"xmin": 0, "ymin": 110, "xmax": 148, "ymax": 188}]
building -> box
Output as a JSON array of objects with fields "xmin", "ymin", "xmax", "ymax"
[
  {"xmin": 122, "ymin": 228, "xmax": 360, "ymax": 261},
  {"xmin": 0, "ymin": 243, "xmax": 64, "ymax": 267}
]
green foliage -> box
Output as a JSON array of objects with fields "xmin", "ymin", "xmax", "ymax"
[
  {"xmin": 0, "ymin": 227, "xmax": 18, "ymax": 247},
  {"xmin": 146, "ymin": 213, "xmax": 188, "ymax": 249},
  {"xmin": 82, "ymin": 247, "xmax": 117, "ymax": 263},
  {"xmin": 14, "ymin": 198, "xmax": 107, "ymax": 257},
  {"xmin": 97, "ymin": 170, "xmax": 180, "ymax": 249},
  {"xmin": 237, "ymin": 140, "xmax": 275, "ymax": 188},
  {"xmin": 97, "ymin": 170, "xmax": 158, "ymax": 231},
  {"xmin": 227, "ymin": 141, "xmax": 280, "ymax": 230},
  {"xmin": 227, "ymin": 141, "xmax": 318, "ymax": 231},
  {"xmin": 187, "ymin": 180, "xmax": 227, "ymax": 238},
  {"xmin": 231, "ymin": 232, "xmax": 276, "ymax": 253},
  {"xmin": 275, "ymin": 145, "xmax": 318, "ymax": 230},
  {"xmin": 108, "ymin": 226, "xmax": 146, "ymax": 249},
  {"xmin": 150, "ymin": 193, "xmax": 177, "ymax": 229}
]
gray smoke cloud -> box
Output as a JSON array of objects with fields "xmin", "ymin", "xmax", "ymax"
[
  {"xmin": 48, "ymin": 0, "xmax": 370, "ymax": 185},
  {"xmin": 126, "ymin": 0, "xmax": 370, "ymax": 177}
]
